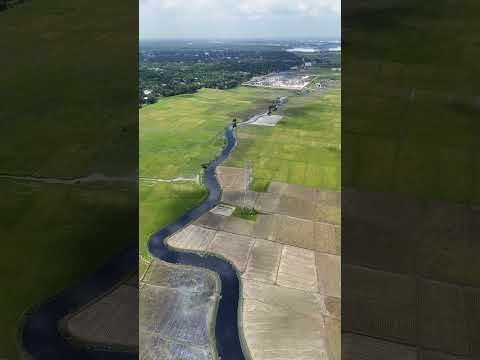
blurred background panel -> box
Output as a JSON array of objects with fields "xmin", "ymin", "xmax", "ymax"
[
  {"xmin": 0, "ymin": 1, "xmax": 138, "ymax": 359},
  {"xmin": 342, "ymin": 0, "xmax": 480, "ymax": 359}
]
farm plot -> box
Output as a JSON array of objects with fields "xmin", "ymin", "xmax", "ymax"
[
  {"xmin": 140, "ymin": 261, "xmax": 219, "ymax": 360},
  {"xmin": 139, "ymin": 87, "xmax": 291, "ymax": 273},
  {"xmin": 226, "ymin": 89, "xmax": 341, "ymax": 192},
  {"xmin": 140, "ymin": 87, "xmax": 290, "ymax": 179}
]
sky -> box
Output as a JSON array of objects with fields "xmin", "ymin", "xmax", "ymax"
[{"xmin": 140, "ymin": 0, "xmax": 340, "ymax": 40}]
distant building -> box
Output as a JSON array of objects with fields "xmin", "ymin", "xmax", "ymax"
[
  {"xmin": 143, "ymin": 90, "xmax": 152, "ymax": 95},
  {"xmin": 304, "ymin": 62, "xmax": 313, "ymax": 67},
  {"xmin": 290, "ymin": 66, "xmax": 299, "ymax": 70}
]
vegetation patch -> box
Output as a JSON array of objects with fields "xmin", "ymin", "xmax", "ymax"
[
  {"xmin": 232, "ymin": 207, "xmax": 258, "ymax": 221},
  {"xmin": 251, "ymin": 179, "xmax": 271, "ymax": 193},
  {"xmin": 139, "ymin": 182, "xmax": 207, "ymax": 259}
]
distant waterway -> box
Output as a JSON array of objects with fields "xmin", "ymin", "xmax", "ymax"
[
  {"xmin": 286, "ymin": 47, "xmax": 318, "ymax": 53},
  {"xmin": 286, "ymin": 45, "xmax": 341, "ymax": 53}
]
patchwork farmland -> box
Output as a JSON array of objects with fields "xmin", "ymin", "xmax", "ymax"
[
  {"xmin": 139, "ymin": 68, "xmax": 341, "ymax": 360},
  {"xmin": 139, "ymin": 86, "xmax": 292, "ymax": 263}
]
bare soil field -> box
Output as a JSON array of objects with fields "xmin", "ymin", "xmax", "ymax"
[
  {"xmin": 165, "ymin": 179, "xmax": 341, "ymax": 360},
  {"xmin": 140, "ymin": 261, "xmax": 219, "ymax": 360}
]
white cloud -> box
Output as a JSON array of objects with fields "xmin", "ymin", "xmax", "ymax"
[
  {"xmin": 141, "ymin": 0, "xmax": 339, "ymax": 16},
  {"xmin": 235, "ymin": 0, "xmax": 340, "ymax": 17},
  {"xmin": 140, "ymin": 0, "xmax": 340, "ymax": 39}
]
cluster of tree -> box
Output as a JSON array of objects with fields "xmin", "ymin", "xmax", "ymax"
[
  {"xmin": 301, "ymin": 51, "xmax": 341, "ymax": 68},
  {"xmin": 139, "ymin": 44, "xmax": 341, "ymax": 106},
  {"xmin": 139, "ymin": 52, "xmax": 302, "ymax": 105},
  {"xmin": 141, "ymin": 48, "xmax": 300, "ymax": 64}
]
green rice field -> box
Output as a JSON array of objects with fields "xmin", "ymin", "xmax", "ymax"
[
  {"xmin": 226, "ymin": 88, "xmax": 341, "ymax": 191},
  {"xmin": 140, "ymin": 87, "xmax": 290, "ymax": 178},
  {"xmin": 139, "ymin": 86, "xmax": 291, "ymax": 271},
  {"xmin": 140, "ymin": 80, "xmax": 341, "ymax": 273},
  {"xmin": 139, "ymin": 182, "xmax": 206, "ymax": 259}
]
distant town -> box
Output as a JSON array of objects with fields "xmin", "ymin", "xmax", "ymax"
[{"xmin": 139, "ymin": 39, "xmax": 340, "ymax": 105}]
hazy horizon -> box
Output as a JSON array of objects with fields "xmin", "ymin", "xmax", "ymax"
[
  {"xmin": 140, "ymin": 0, "xmax": 340, "ymax": 40},
  {"xmin": 139, "ymin": 37, "xmax": 341, "ymax": 41}
]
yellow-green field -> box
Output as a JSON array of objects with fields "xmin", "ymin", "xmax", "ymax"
[
  {"xmin": 139, "ymin": 82, "xmax": 341, "ymax": 273},
  {"xmin": 139, "ymin": 182, "xmax": 206, "ymax": 259},
  {"xmin": 140, "ymin": 87, "xmax": 291, "ymax": 178},
  {"xmin": 139, "ymin": 87, "xmax": 291, "ymax": 267},
  {"xmin": 226, "ymin": 89, "xmax": 341, "ymax": 191}
]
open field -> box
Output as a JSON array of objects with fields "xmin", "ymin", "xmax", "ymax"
[
  {"xmin": 168, "ymin": 180, "xmax": 341, "ymax": 360},
  {"xmin": 139, "ymin": 87, "xmax": 292, "ymax": 272},
  {"xmin": 140, "ymin": 67, "xmax": 342, "ymax": 359},
  {"xmin": 139, "ymin": 182, "xmax": 206, "ymax": 259},
  {"xmin": 226, "ymin": 88, "xmax": 341, "ymax": 191},
  {"xmin": 140, "ymin": 87, "xmax": 291, "ymax": 178},
  {"xmin": 309, "ymin": 66, "xmax": 341, "ymax": 80}
]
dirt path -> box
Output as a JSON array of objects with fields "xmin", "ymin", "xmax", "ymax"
[{"xmin": 0, "ymin": 172, "xmax": 135, "ymax": 184}]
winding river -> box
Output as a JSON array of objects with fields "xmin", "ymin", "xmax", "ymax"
[
  {"xmin": 147, "ymin": 126, "xmax": 246, "ymax": 360},
  {"xmin": 22, "ymin": 126, "xmax": 245, "ymax": 359}
]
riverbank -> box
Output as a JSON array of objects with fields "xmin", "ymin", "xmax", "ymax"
[{"xmin": 139, "ymin": 87, "xmax": 292, "ymax": 269}]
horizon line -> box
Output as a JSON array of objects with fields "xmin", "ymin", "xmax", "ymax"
[{"xmin": 139, "ymin": 37, "xmax": 341, "ymax": 41}]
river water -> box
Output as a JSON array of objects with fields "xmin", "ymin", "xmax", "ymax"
[{"xmin": 22, "ymin": 126, "xmax": 245, "ymax": 360}]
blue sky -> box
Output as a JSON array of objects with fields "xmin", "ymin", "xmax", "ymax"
[{"xmin": 140, "ymin": 0, "xmax": 340, "ymax": 40}]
